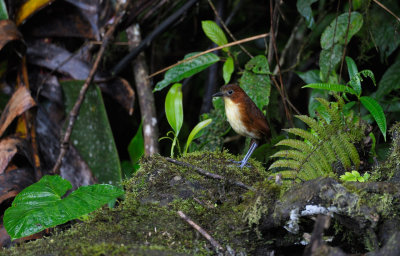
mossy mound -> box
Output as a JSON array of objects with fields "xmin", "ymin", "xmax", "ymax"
[{"xmin": 2, "ymin": 151, "xmax": 278, "ymax": 255}]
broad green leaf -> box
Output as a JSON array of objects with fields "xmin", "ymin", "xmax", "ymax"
[
  {"xmin": 321, "ymin": 12, "xmax": 363, "ymax": 50},
  {"xmin": 4, "ymin": 175, "xmax": 124, "ymax": 239},
  {"xmin": 223, "ymin": 57, "xmax": 234, "ymax": 84},
  {"xmin": 240, "ymin": 55, "xmax": 271, "ymax": 112},
  {"xmin": 319, "ymin": 44, "xmax": 343, "ymax": 80},
  {"xmin": 296, "ymin": 0, "xmax": 318, "ymax": 29},
  {"xmin": 0, "ymin": 0, "xmax": 8, "ymax": 20},
  {"xmin": 201, "ymin": 20, "xmax": 229, "ymax": 52},
  {"xmin": 360, "ymin": 96, "xmax": 386, "ymax": 141},
  {"xmin": 369, "ymin": 2, "xmax": 400, "ymax": 60},
  {"xmin": 345, "ymin": 56, "xmax": 361, "ymax": 96},
  {"xmin": 375, "ymin": 58, "xmax": 400, "ymax": 98},
  {"xmin": 165, "ymin": 83, "xmax": 183, "ymax": 136},
  {"xmin": 303, "ymin": 83, "xmax": 356, "ymax": 95},
  {"xmin": 297, "ymin": 69, "xmax": 322, "ymax": 84},
  {"xmin": 128, "ymin": 123, "xmax": 144, "ymax": 173},
  {"xmin": 155, "ymin": 52, "xmax": 220, "ymax": 91},
  {"xmin": 184, "ymin": 119, "xmax": 212, "ymax": 155},
  {"xmin": 62, "ymin": 81, "xmax": 122, "ymax": 185}
]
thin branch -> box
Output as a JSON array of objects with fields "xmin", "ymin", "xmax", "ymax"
[
  {"xmin": 177, "ymin": 211, "xmax": 224, "ymax": 252},
  {"xmin": 52, "ymin": 7, "xmax": 126, "ymax": 174},
  {"xmin": 338, "ymin": 1, "xmax": 352, "ymax": 81},
  {"xmin": 207, "ymin": 0, "xmax": 253, "ymax": 58},
  {"xmin": 148, "ymin": 33, "xmax": 269, "ymax": 78},
  {"xmin": 269, "ymin": 0, "xmax": 293, "ymax": 126},
  {"xmin": 372, "ymin": 0, "xmax": 400, "ymax": 22},
  {"xmin": 165, "ymin": 158, "xmax": 255, "ymax": 191}
]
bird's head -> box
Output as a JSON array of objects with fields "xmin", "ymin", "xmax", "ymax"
[{"xmin": 212, "ymin": 84, "xmax": 244, "ymax": 101}]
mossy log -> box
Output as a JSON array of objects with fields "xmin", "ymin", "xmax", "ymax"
[{"xmin": 2, "ymin": 128, "xmax": 400, "ymax": 256}]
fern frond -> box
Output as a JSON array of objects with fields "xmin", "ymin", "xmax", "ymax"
[
  {"xmin": 316, "ymin": 98, "xmax": 341, "ymax": 127},
  {"xmin": 275, "ymin": 139, "xmax": 313, "ymax": 152},
  {"xmin": 274, "ymin": 170, "xmax": 297, "ymax": 179},
  {"xmin": 270, "ymin": 150, "xmax": 306, "ymax": 161},
  {"xmin": 284, "ymin": 128, "xmax": 319, "ymax": 144},
  {"xmin": 338, "ymin": 132, "xmax": 360, "ymax": 168},
  {"xmin": 296, "ymin": 115, "xmax": 326, "ymax": 139},
  {"xmin": 269, "ymin": 159, "xmax": 300, "ymax": 170},
  {"xmin": 330, "ymin": 134, "xmax": 351, "ymax": 169}
]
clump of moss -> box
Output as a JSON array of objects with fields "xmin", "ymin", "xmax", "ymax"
[{"xmin": 2, "ymin": 151, "xmax": 280, "ymax": 255}]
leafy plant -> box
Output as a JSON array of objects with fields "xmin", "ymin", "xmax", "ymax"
[
  {"xmin": 269, "ymin": 98, "xmax": 363, "ymax": 181},
  {"xmin": 127, "ymin": 122, "xmax": 144, "ymax": 174},
  {"xmin": 303, "ymin": 56, "xmax": 387, "ymax": 141},
  {"xmin": 340, "ymin": 171, "xmax": 370, "ymax": 182},
  {"xmin": 163, "ymin": 83, "xmax": 213, "ymax": 157},
  {"xmin": 202, "ymin": 20, "xmax": 235, "ymax": 84},
  {"xmin": 4, "ymin": 175, "xmax": 124, "ymax": 240}
]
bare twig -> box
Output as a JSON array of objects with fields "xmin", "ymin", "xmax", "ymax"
[
  {"xmin": 127, "ymin": 24, "xmax": 160, "ymax": 156},
  {"xmin": 52, "ymin": 7, "xmax": 126, "ymax": 174},
  {"xmin": 372, "ymin": 0, "xmax": 400, "ymax": 22},
  {"xmin": 268, "ymin": 0, "xmax": 293, "ymax": 126},
  {"xmin": 177, "ymin": 211, "xmax": 224, "ymax": 252},
  {"xmin": 165, "ymin": 157, "xmax": 255, "ymax": 191},
  {"xmin": 148, "ymin": 33, "xmax": 269, "ymax": 79},
  {"xmin": 207, "ymin": 0, "xmax": 253, "ymax": 58}
]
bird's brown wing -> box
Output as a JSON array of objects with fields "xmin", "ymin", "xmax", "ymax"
[{"xmin": 242, "ymin": 97, "xmax": 270, "ymax": 140}]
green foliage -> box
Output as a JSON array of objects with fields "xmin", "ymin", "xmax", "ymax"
[
  {"xmin": 319, "ymin": 44, "xmax": 343, "ymax": 80},
  {"xmin": 340, "ymin": 171, "xmax": 370, "ymax": 182},
  {"xmin": 296, "ymin": 0, "xmax": 318, "ymax": 29},
  {"xmin": 201, "ymin": 20, "xmax": 229, "ymax": 52},
  {"xmin": 303, "ymin": 57, "xmax": 386, "ymax": 141},
  {"xmin": 165, "ymin": 83, "xmax": 183, "ymax": 157},
  {"xmin": 184, "ymin": 118, "xmax": 212, "ymax": 155},
  {"xmin": 62, "ymin": 81, "xmax": 122, "ymax": 185},
  {"xmin": 320, "ymin": 12, "xmax": 363, "ymax": 49},
  {"xmin": 375, "ymin": 58, "xmax": 400, "ymax": 99},
  {"xmin": 128, "ymin": 123, "xmax": 144, "ymax": 173},
  {"xmin": 223, "ymin": 56, "xmax": 234, "ymax": 84},
  {"xmin": 269, "ymin": 98, "xmax": 362, "ymax": 181},
  {"xmin": 0, "ymin": 0, "xmax": 7, "ymax": 20},
  {"xmin": 240, "ymin": 55, "xmax": 271, "ymax": 112},
  {"xmin": 154, "ymin": 52, "xmax": 220, "ymax": 91},
  {"xmin": 4, "ymin": 175, "xmax": 124, "ymax": 240}
]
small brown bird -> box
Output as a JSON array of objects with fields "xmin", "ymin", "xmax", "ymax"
[{"xmin": 213, "ymin": 84, "xmax": 270, "ymax": 168}]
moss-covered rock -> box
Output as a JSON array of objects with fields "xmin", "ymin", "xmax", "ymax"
[{"xmin": 1, "ymin": 151, "xmax": 278, "ymax": 255}]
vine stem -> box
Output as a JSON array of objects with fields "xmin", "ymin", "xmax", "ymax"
[{"xmin": 52, "ymin": 7, "xmax": 127, "ymax": 174}]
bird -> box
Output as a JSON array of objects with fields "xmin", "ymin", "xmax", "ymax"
[{"xmin": 212, "ymin": 84, "xmax": 270, "ymax": 168}]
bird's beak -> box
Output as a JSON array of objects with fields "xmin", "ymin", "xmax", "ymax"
[{"xmin": 212, "ymin": 91, "xmax": 224, "ymax": 98}]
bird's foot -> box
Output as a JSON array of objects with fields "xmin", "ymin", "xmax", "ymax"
[{"xmin": 228, "ymin": 160, "xmax": 251, "ymax": 168}]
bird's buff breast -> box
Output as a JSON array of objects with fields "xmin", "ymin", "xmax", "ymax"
[{"xmin": 224, "ymin": 98, "xmax": 256, "ymax": 138}]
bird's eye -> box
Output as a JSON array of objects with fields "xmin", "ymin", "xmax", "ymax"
[{"xmin": 227, "ymin": 90, "xmax": 233, "ymax": 95}]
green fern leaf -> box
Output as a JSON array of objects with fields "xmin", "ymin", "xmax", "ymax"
[
  {"xmin": 284, "ymin": 128, "xmax": 319, "ymax": 144},
  {"xmin": 331, "ymin": 134, "xmax": 351, "ymax": 169},
  {"xmin": 296, "ymin": 115, "xmax": 326, "ymax": 139},
  {"xmin": 338, "ymin": 132, "xmax": 360, "ymax": 168},
  {"xmin": 269, "ymin": 159, "xmax": 301, "ymax": 170},
  {"xmin": 275, "ymin": 139, "xmax": 313, "ymax": 152},
  {"xmin": 270, "ymin": 150, "xmax": 306, "ymax": 161}
]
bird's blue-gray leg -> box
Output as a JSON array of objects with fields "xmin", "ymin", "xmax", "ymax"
[{"xmin": 239, "ymin": 141, "xmax": 258, "ymax": 168}]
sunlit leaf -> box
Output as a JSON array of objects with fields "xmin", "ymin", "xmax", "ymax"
[
  {"xmin": 165, "ymin": 83, "xmax": 183, "ymax": 136},
  {"xmin": 184, "ymin": 119, "xmax": 212, "ymax": 155},
  {"xmin": 62, "ymin": 81, "xmax": 122, "ymax": 185},
  {"xmin": 201, "ymin": 20, "xmax": 229, "ymax": 52},
  {"xmin": 223, "ymin": 56, "xmax": 234, "ymax": 84},
  {"xmin": 4, "ymin": 175, "xmax": 124, "ymax": 239},
  {"xmin": 321, "ymin": 12, "xmax": 363, "ymax": 49},
  {"xmin": 360, "ymin": 96, "xmax": 387, "ymax": 141},
  {"xmin": 15, "ymin": 0, "xmax": 56, "ymax": 26},
  {"xmin": 155, "ymin": 52, "xmax": 220, "ymax": 91}
]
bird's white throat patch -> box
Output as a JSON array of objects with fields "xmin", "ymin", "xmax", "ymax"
[{"xmin": 223, "ymin": 97, "xmax": 255, "ymax": 138}]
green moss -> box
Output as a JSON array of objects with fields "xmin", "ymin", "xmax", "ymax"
[{"xmin": 3, "ymin": 151, "xmax": 278, "ymax": 255}]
